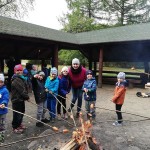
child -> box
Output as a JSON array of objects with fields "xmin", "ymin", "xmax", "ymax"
[
  {"xmin": 57, "ymin": 66, "xmax": 71, "ymax": 120},
  {"xmin": 45, "ymin": 67, "xmax": 59, "ymax": 123},
  {"xmin": 111, "ymin": 72, "xmax": 127, "ymax": 126},
  {"xmin": 11, "ymin": 64, "xmax": 30, "ymax": 133},
  {"xmin": 32, "ymin": 71, "xmax": 49, "ymax": 127},
  {"xmin": 82, "ymin": 70, "xmax": 97, "ymax": 121},
  {"xmin": 0, "ymin": 74, "xmax": 9, "ymax": 143}
]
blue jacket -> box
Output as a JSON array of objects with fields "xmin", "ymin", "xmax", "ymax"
[
  {"xmin": 0, "ymin": 86, "xmax": 9, "ymax": 114},
  {"xmin": 82, "ymin": 77, "xmax": 97, "ymax": 101},
  {"xmin": 58, "ymin": 75, "xmax": 71, "ymax": 97},
  {"xmin": 45, "ymin": 76, "xmax": 59, "ymax": 98}
]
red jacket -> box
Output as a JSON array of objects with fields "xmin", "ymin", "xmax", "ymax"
[
  {"xmin": 69, "ymin": 66, "xmax": 86, "ymax": 88},
  {"xmin": 112, "ymin": 81, "xmax": 127, "ymax": 105}
]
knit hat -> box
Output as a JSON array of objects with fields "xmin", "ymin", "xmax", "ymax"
[
  {"xmin": 38, "ymin": 71, "xmax": 45, "ymax": 76},
  {"xmin": 61, "ymin": 66, "xmax": 69, "ymax": 73},
  {"xmin": 117, "ymin": 72, "xmax": 125, "ymax": 79},
  {"xmin": 23, "ymin": 69, "xmax": 28, "ymax": 75},
  {"xmin": 0, "ymin": 74, "xmax": 4, "ymax": 82},
  {"xmin": 72, "ymin": 58, "xmax": 80, "ymax": 65},
  {"xmin": 14, "ymin": 64, "xmax": 23, "ymax": 73},
  {"xmin": 86, "ymin": 70, "xmax": 93, "ymax": 75},
  {"xmin": 50, "ymin": 67, "xmax": 58, "ymax": 75}
]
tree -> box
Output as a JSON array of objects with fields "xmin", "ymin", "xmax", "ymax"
[
  {"xmin": 0, "ymin": 0, "xmax": 35, "ymax": 18},
  {"xmin": 58, "ymin": 50, "xmax": 88, "ymax": 66},
  {"xmin": 63, "ymin": 0, "xmax": 150, "ymax": 26}
]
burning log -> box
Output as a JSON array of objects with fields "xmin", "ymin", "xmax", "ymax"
[{"xmin": 60, "ymin": 116, "xmax": 103, "ymax": 150}]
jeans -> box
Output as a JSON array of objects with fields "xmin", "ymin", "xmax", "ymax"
[
  {"xmin": 70, "ymin": 88, "xmax": 83, "ymax": 112},
  {"xmin": 47, "ymin": 97, "xmax": 56, "ymax": 119}
]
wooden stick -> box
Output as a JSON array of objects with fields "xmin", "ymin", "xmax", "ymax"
[
  {"xmin": 6, "ymin": 106, "xmax": 59, "ymax": 131},
  {"xmin": 29, "ymin": 101, "xmax": 74, "ymax": 127},
  {"xmin": 0, "ymin": 131, "xmax": 63, "ymax": 148}
]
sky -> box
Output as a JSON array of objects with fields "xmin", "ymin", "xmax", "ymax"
[{"xmin": 23, "ymin": 0, "xmax": 68, "ymax": 30}]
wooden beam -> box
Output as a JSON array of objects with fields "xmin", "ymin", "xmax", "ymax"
[{"xmin": 98, "ymin": 48, "xmax": 103, "ymax": 88}]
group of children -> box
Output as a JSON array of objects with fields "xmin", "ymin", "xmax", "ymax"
[{"xmin": 0, "ymin": 60, "xmax": 128, "ymax": 142}]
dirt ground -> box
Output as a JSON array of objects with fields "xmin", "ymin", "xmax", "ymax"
[{"xmin": 0, "ymin": 84, "xmax": 150, "ymax": 150}]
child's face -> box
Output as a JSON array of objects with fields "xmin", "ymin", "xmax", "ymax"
[
  {"xmin": 16, "ymin": 70, "xmax": 23, "ymax": 76},
  {"xmin": 87, "ymin": 73, "xmax": 92, "ymax": 79},
  {"xmin": 62, "ymin": 70, "xmax": 68, "ymax": 76},
  {"xmin": 38, "ymin": 75, "xmax": 44, "ymax": 80},
  {"xmin": 0, "ymin": 80, "xmax": 4, "ymax": 87},
  {"xmin": 51, "ymin": 74, "xmax": 57, "ymax": 78},
  {"xmin": 117, "ymin": 78, "xmax": 124, "ymax": 82}
]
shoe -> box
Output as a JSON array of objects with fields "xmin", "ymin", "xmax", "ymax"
[
  {"xmin": 112, "ymin": 121, "xmax": 122, "ymax": 126},
  {"xmin": 13, "ymin": 127, "xmax": 24, "ymax": 134},
  {"xmin": 19, "ymin": 124, "xmax": 26, "ymax": 129},
  {"xmin": 51, "ymin": 118, "xmax": 55, "ymax": 123},
  {"xmin": 63, "ymin": 113, "xmax": 68, "ymax": 119},
  {"xmin": 41, "ymin": 118, "xmax": 50, "ymax": 123},
  {"xmin": 76, "ymin": 112, "xmax": 79, "ymax": 118},
  {"xmin": 57, "ymin": 114, "xmax": 61, "ymax": 121},
  {"xmin": 36, "ymin": 122, "xmax": 44, "ymax": 127}
]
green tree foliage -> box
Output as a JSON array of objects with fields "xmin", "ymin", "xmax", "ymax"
[
  {"xmin": 63, "ymin": 0, "xmax": 150, "ymax": 27},
  {"xmin": 58, "ymin": 50, "xmax": 88, "ymax": 66},
  {"xmin": 0, "ymin": 0, "xmax": 35, "ymax": 18}
]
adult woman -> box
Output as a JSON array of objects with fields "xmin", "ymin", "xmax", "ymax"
[{"xmin": 68, "ymin": 58, "xmax": 86, "ymax": 118}]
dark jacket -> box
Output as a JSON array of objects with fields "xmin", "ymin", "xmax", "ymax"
[
  {"xmin": 32, "ymin": 77, "xmax": 46, "ymax": 104},
  {"xmin": 82, "ymin": 77, "xmax": 97, "ymax": 101},
  {"xmin": 58, "ymin": 75, "xmax": 71, "ymax": 97},
  {"xmin": 11, "ymin": 75, "xmax": 29, "ymax": 103}
]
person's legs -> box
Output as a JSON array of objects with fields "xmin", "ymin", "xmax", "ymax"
[
  {"xmin": 116, "ymin": 104, "xmax": 123, "ymax": 124},
  {"xmin": 69, "ymin": 88, "xmax": 78, "ymax": 110},
  {"xmin": 12, "ymin": 101, "xmax": 24, "ymax": 129},
  {"xmin": 77, "ymin": 88, "xmax": 83, "ymax": 112},
  {"xmin": 57, "ymin": 97, "xmax": 62, "ymax": 115},
  {"xmin": 51, "ymin": 98, "xmax": 56, "ymax": 119},
  {"xmin": 0, "ymin": 114, "xmax": 6, "ymax": 132}
]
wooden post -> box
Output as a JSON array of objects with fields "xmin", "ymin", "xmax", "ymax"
[
  {"xmin": 51, "ymin": 45, "xmax": 58, "ymax": 68},
  {"xmin": 93, "ymin": 61, "xmax": 97, "ymax": 77},
  {"xmin": 98, "ymin": 48, "xmax": 103, "ymax": 88}
]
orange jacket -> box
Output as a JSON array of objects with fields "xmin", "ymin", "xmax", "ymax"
[{"xmin": 112, "ymin": 81, "xmax": 127, "ymax": 105}]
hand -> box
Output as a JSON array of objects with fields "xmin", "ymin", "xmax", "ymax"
[
  {"xmin": 49, "ymin": 90, "xmax": 53, "ymax": 94},
  {"xmin": 0, "ymin": 104, "xmax": 5, "ymax": 108},
  {"xmin": 84, "ymin": 88, "xmax": 88, "ymax": 93},
  {"xmin": 45, "ymin": 88, "xmax": 49, "ymax": 92},
  {"xmin": 27, "ymin": 98, "xmax": 30, "ymax": 102}
]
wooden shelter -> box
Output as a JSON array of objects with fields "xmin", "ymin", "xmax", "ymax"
[{"xmin": 1, "ymin": 16, "xmax": 150, "ymax": 87}]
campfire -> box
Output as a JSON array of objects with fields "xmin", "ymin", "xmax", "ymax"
[{"xmin": 60, "ymin": 113, "xmax": 103, "ymax": 150}]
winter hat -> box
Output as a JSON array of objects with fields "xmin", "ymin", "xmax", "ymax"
[
  {"xmin": 61, "ymin": 66, "xmax": 69, "ymax": 73},
  {"xmin": 50, "ymin": 67, "xmax": 58, "ymax": 75},
  {"xmin": 23, "ymin": 69, "xmax": 28, "ymax": 75},
  {"xmin": 86, "ymin": 70, "xmax": 93, "ymax": 75},
  {"xmin": 14, "ymin": 64, "xmax": 23, "ymax": 73},
  {"xmin": 0, "ymin": 74, "xmax": 4, "ymax": 82},
  {"xmin": 117, "ymin": 72, "xmax": 125, "ymax": 80},
  {"xmin": 72, "ymin": 58, "xmax": 80, "ymax": 65},
  {"xmin": 38, "ymin": 71, "xmax": 45, "ymax": 76}
]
